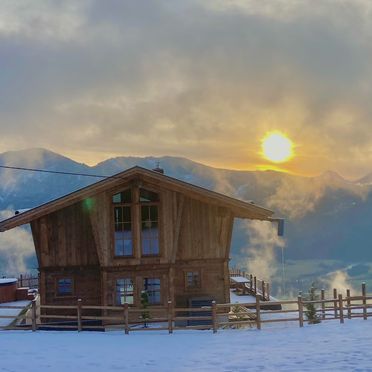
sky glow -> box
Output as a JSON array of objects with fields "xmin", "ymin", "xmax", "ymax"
[{"xmin": 1, "ymin": 1, "xmax": 372, "ymax": 178}]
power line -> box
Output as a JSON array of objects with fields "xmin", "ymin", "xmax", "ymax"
[{"xmin": 0, "ymin": 164, "xmax": 115, "ymax": 179}]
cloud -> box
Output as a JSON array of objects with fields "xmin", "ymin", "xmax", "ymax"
[
  {"xmin": 0, "ymin": 210, "xmax": 35, "ymax": 275},
  {"xmin": 1, "ymin": 1, "xmax": 372, "ymax": 176},
  {"xmin": 267, "ymin": 172, "xmax": 370, "ymax": 219},
  {"xmin": 0, "ymin": 1, "xmax": 87, "ymax": 40}
]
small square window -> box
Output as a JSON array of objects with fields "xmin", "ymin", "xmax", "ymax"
[
  {"xmin": 185, "ymin": 271, "xmax": 201, "ymax": 289},
  {"xmin": 57, "ymin": 278, "xmax": 73, "ymax": 296}
]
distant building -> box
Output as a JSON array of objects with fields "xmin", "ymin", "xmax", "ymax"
[{"xmin": 0, "ymin": 167, "xmax": 275, "ymax": 309}]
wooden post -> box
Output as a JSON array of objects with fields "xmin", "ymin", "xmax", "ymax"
[
  {"xmin": 262, "ymin": 280, "xmax": 266, "ymax": 301},
  {"xmin": 255, "ymin": 295, "xmax": 261, "ymax": 330},
  {"xmin": 212, "ymin": 301, "xmax": 217, "ymax": 334},
  {"xmin": 20, "ymin": 274, "xmax": 23, "ymax": 288},
  {"xmin": 346, "ymin": 289, "xmax": 351, "ymax": 319},
  {"xmin": 338, "ymin": 294, "xmax": 344, "ymax": 324},
  {"xmin": 124, "ymin": 303, "xmax": 129, "ymax": 334},
  {"xmin": 333, "ymin": 288, "xmax": 338, "ymax": 319},
  {"xmin": 250, "ymin": 274, "xmax": 253, "ymax": 291},
  {"xmin": 168, "ymin": 301, "xmax": 173, "ymax": 334},
  {"xmin": 254, "ymin": 277, "xmax": 257, "ymax": 294},
  {"xmin": 362, "ymin": 282, "xmax": 367, "ymax": 320},
  {"xmin": 31, "ymin": 299, "xmax": 37, "ymax": 332},
  {"xmin": 321, "ymin": 289, "xmax": 325, "ymax": 320},
  {"xmin": 298, "ymin": 295, "xmax": 304, "ymax": 327},
  {"xmin": 266, "ymin": 283, "xmax": 270, "ymax": 301},
  {"xmin": 77, "ymin": 299, "xmax": 82, "ymax": 332}
]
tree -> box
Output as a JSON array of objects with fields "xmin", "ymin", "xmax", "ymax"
[
  {"xmin": 141, "ymin": 290, "xmax": 150, "ymax": 328},
  {"xmin": 304, "ymin": 285, "xmax": 321, "ymax": 324}
]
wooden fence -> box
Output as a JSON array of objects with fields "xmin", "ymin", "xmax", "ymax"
[
  {"xmin": 1, "ymin": 283, "xmax": 371, "ymax": 333},
  {"xmin": 230, "ymin": 267, "xmax": 270, "ymax": 301}
]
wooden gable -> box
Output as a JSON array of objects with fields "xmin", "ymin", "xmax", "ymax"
[{"xmin": 0, "ymin": 166, "xmax": 274, "ymax": 232}]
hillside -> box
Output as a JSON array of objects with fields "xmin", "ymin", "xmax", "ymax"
[{"xmin": 1, "ymin": 148, "xmax": 372, "ymax": 292}]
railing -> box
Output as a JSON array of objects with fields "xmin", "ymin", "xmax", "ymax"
[
  {"xmin": 1, "ymin": 283, "xmax": 371, "ymax": 333},
  {"xmin": 17, "ymin": 274, "xmax": 39, "ymax": 289},
  {"xmin": 230, "ymin": 267, "xmax": 270, "ymax": 301}
]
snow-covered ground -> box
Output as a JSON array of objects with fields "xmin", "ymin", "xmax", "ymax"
[
  {"xmin": 0, "ymin": 300, "xmax": 31, "ymax": 327},
  {"xmin": 1, "ymin": 319, "xmax": 371, "ymax": 371}
]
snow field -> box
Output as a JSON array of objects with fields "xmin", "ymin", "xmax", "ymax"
[{"xmin": 0, "ymin": 318, "xmax": 371, "ymax": 371}]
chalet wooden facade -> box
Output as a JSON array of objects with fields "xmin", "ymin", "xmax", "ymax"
[{"xmin": 0, "ymin": 167, "xmax": 275, "ymax": 310}]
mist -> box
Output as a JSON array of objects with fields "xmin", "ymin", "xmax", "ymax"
[
  {"xmin": 0, "ymin": 209, "xmax": 35, "ymax": 276},
  {"xmin": 243, "ymin": 220, "xmax": 285, "ymax": 285}
]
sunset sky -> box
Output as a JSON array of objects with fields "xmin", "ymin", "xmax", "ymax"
[{"xmin": 1, "ymin": 0, "xmax": 372, "ymax": 179}]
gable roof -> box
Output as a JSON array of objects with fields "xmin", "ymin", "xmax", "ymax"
[{"xmin": 0, "ymin": 166, "xmax": 274, "ymax": 232}]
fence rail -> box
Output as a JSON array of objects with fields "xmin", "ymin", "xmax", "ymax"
[{"xmin": 1, "ymin": 282, "xmax": 371, "ymax": 333}]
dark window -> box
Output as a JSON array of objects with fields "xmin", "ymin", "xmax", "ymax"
[
  {"xmin": 140, "ymin": 189, "xmax": 159, "ymax": 202},
  {"xmin": 185, "ymin": 272, "xmax": 201, "ymax": 289},
  {"xmin": 57, "ymin": 278, "xmax": 73, "ymax": 296},
  {"xmin": 112, "ymin": 189, "xmax": 132, "ymax": 203},
  {"xmin": 140, "ymin": 189, "xmax": 159, "ymax": 256},
  {"xmin": 143, "ymin": 278, "xmax": 161, "ymax": 304},
  {"xmin": 116, "ymin": 278, "xmax": 134, "ymax": 305},
  {"xmin": 141, "ymin": 205, "xmax": 159, "ymax": 255},
  {"xmin": 113, "ymin": 189, "xmax": 133, "ymax": 256}
]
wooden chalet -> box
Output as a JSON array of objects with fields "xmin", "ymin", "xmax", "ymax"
[{"xmin": 0, "ymin": 166, "xmax": 276, "ymax": 311}]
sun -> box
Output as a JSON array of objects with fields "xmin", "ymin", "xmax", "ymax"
[{"xmin": 261, "ymin": 132, "xmax": 294, "ymax": 163}]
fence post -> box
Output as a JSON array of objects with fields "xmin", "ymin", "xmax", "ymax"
[
  {"xmin": 212, "ymin": 301, "xmax": 217, "ymax": 334},
  {"xmin": 168, "ymin": 301, "xmax": 173, "ymax": 334},
  {"xmin": 124, "ymin": 303, "xmax": 129, "ymax": 334},
  {"xmin": 266, "ymin": 283, "xmax": 270, "ymax": 301},
  {"xmin": 338, "ymin": 294, "xmax": 344, "ymax": 324},
  {"xmin": 31, "ymin": 299, "xmax": 37, "ymax": 332},
  {"xmin": 255, "ymin": 295, "xmax": 261, "ymax": 330},
  {"xmin": 333, "ymin": 288, "xmax": 338, "ymax": 319},
  {"xmin": 362, "ymin": 282, "xmax": 367, "ymax": 320},
  {"xmin": 298, "ymin": 295, "xmax": 304, "ymax": 327},
  {"xmin": 77, "ymin": 299, "xmax": 82, "ymax": 332},
  {"xmin": 254, "ymin": 277, "xmax": 257, "ymax": 294},
  {"xmin": 250, "ymin": 274, "xmax": 253, "ymax": 292},
  {"xmin": 321, "ymin": 289, "xmax": 325, "ymax": 320},
  {"xmin": 262, "ymin": 280, "xmax": 266, "ymax": 301},
  {"xmin": 20, "ymin": 274, "xmax": 23, "ymax": 288},
  {"xmin": 346, "ymin": 289, "xmax": 351, "ymax": 319}
]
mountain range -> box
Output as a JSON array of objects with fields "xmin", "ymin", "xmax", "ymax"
[{"xmin": 1, "ymin": 148, "xmax": 372, "ymax": 290}]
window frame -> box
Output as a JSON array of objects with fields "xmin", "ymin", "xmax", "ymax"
[
  {"xmin": 143, "ymin": 277, "xmax": 162, "ymax": 305},
  {"xmin": 184, "ymin": 270, "xmax": 202, "ymax": 290},
  {"xmin": 140, "ymin": 201, "xmax": 160, "ymax": 257},
  {"xmin": 55, "ymin": 276, "xmax": 74, "ymax": 297},
  {"xmin": 112, "ymin": 188, "xmax": 134, "ymax": 258},
  {"xmin": 115, "ymin": 277, "xmax": 135, "ymax": 306},
  {"xmin": 111, "ymin": 185, "xmax": 162, "ymax": 259}
]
